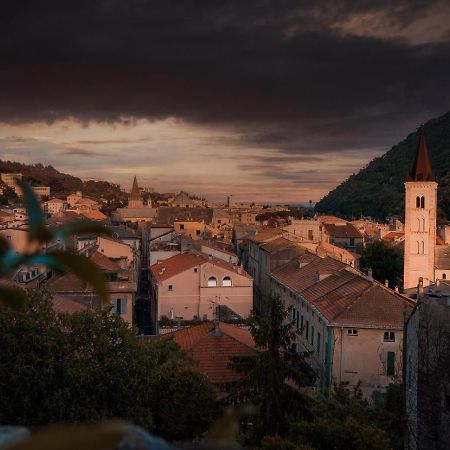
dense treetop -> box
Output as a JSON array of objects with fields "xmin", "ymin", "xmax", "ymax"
[{"xmin": 316, "ymin": 111, "xmax": 450, "ymax": 221}]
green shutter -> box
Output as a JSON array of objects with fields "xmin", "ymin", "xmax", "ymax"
[
  {"xmin": 317, "ymin": 332, "xmax": 321, "ymax": 355},
  {"xmin": 387, "ymin": 351, "xmax": 395, "ymax": 376}
]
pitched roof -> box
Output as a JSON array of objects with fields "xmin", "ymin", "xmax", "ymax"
[
  {"xmin": 80, "ymin": 210, "xmax": 107, "ymax": 221},
  {"xmin": 152, "ymin": 322, "xmax": 256, "ymax": 384},
  {"xmin": 271, "ymin": 255, "xmax": 413, "ymax": 329},
  {"xmin": 151, "ymin": 253, "xmax": 206, "ymax": 282},
  {"xmin": 407, "ymin": 129, "xmax": 435, "ymax": 182},
  {"xmin": 317, "ymin": 241, "xmax": 357, "ymax": 262},
  {"xmin": 90, "ymin": 251, "xmax": 122, "ymax": 271},
  {"xmin": 248, "ymin": 228, "xmax": 282, "ymax": 243},
  {"xmin": 435, "ymin": 245, "xmax": 450, "ymax": 269},
  {"xmin": 259, "ymin": 237, "xmax": 296, "ymax": 253},
  {"xmin": 51, "ymin": 295, "xmax": 88, "ymax": 314},
  {"xmin": 323, "ymin": 223, "xmax": 363, "ymax": 239},
  {"xmin": 317, "ymin": 215, "xmax": 347, "ymax": 225}
]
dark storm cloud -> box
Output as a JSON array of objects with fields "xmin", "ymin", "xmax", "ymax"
[{"xmin": 1, "ymin": 0, "xmax": 450, "ymax": 155}]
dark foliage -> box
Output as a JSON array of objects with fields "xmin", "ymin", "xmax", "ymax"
[
  {"xmin": 316, "ymin": 111, "xmax": 450, "ymax": 220},
  {"xmin": 359, "ymin": 240, "xmax": 404, "ymax": 288},
  {"xmin": 0, "ymin": 290, "xmax": 218, "ymax": 441}
]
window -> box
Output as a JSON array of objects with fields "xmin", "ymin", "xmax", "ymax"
[
  {"xmin": 317, "ymin": 332, "xmax": 321, "ymax": 355},
  {"xmin": 207, "ymin": 276, "xmax": 217, "ymax": 287},
  {"xmin": 223, "ymin": 276, "xmax": 232, "ymax": 287},
  {"xmin": 421, "ymin": 196, "xmax": 425, "ymax": 208},
  {"xmin": 387, "ymin": 351, "xmax": 395, "ymax": 376},
  {"xmin": 112, "ymin": 298, "xmax": 127, "ymax": 314},
  {"xmin": 300, "ymin": 315, "xmax": 304, "ymax": 335},
  {"xmin": 180, "ymin": 224, "xmax": 185, "ymax": 230},
  {"xmin": 168, "ymin": 284, "xmax": 173, "ymax": 291},
  {"xmin": 196, "ymin": 230, "xmax": 201, "ymax": 236},
  {"xmin": 349, "ymin": 237, "xmax": 355, "ymax": 247},
  {"xmin": 421, "ymin": 241, "xmax": 425, "ymax": 254},
  {"xmin": 384, "ymin": 331, "xmax": 395, "ymax": 342},
  {"xmin": 306, "ymin": 320, "xmax": 309, "ymax": 340},
  {"xmin": 292, "ymin": 307, "xmax": 296, "ymax": 323},
  {"xmin": 443, "ymin": 273, "xmax": 447, "ymax": 280},
  {"xmin": 310, "ymin": 325, "xmax": 315, "ymax": 345},
  {"xmin": 296, "ymin": 311, "xmax": 300, "ymax": 330},
  {"xmin": 194, "ymin": 268, "xmax": 198, "ymax": 273},
  {"xmin": 308, "ymin": 229, "xmax": 314, "ymax": 240},
  {"xmin": 416, "ymin": 196, "xmax": 420, "ymax": 208},
  {"xmin": 347, "ymin": 329, "xmax": 358, "ymax": 336},
  {"xmin": 416, "ymin": 241, "xmax": 420, "ymax": 254}
]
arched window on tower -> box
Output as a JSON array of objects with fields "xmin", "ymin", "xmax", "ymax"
[
  {"xmin": 416, "ymin": 196, "xmax": 421, "ymax": 208},
  {"xmin": 422, "ymin": 218, "xmax": 425, "ymax": 232},
  {"xmin": 417, "ymin": 218, "xmax": 421, "ymax": 232},
  {"xmin": 421, "ymin": 196, "xmax": 425, "ymax": 208},
  {"xmin": 421, "ymin": 241, "xmax": 425, "ymax": 254},
  {"xmin": 417, "ymin": 241, "xmax": 420, "ymax": 254},
  {"xmin": 443, "ymin": 273, "xmax": 447, "ymax": 280}
]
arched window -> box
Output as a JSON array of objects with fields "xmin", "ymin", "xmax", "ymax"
[
  {"xmin": 417, "ymin": 218, "xmax": 421, "ymax": 232},
  {"xmin": 417, "ymin": 241, "xmax": 420, "ymax": 254},
  {"xmin": 421, "ymin": 196, "xmax": 425, "ymax": 208},
  {"xmin": 443, "ymin": 273, "xmax": 447, "ymax": 280},
  {"xmin": 421, "ymin": 241, "xmax": 425, "ymax": 254},
  {"xmin": 422, "ymin": 218, "xmax": 425, "ymax": 232},
  {"xmin": 207, "ymin": 276, "xmax": 217, "ymax": 287},
  {"xmin": 416, "ymin": 196, "xmax": 421, "ymax": 208},
  {"xmin": 223, "ymin": 276, "xmax": 232, "ymax": 287}
]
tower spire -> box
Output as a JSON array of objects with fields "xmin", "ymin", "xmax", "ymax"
[
  {"xmin": 130, "ymin": 175, "xmax": 140, "ymax": 200},
  {"xmin": 407, "ymin": 129, "xmax": 435, "ymax": 182}
]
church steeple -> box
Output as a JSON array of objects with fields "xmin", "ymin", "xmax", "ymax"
[
  {"xmin": 130, "ymin": 175, "xmax": 140, "ymax": 200},
  {"xmin": 407, "ymin": 129, "xmax": 436, "ymax": 182}
]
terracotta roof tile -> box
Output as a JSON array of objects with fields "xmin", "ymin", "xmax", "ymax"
[
  {"xmin": 90, "ymin": 251, "xmax": 122, "ymax": 271},
  {"xmin": 323, "ymin": 223, "xmax": 363, "ymax": 239},
  {"xmin": 260, "ymin": 237, "xmax": 296, "ymax": 253},
  {"xmin": 151, "ymin": 253, "xmax": 207, "ymax": 282}
]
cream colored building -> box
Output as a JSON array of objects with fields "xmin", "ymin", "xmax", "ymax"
[
  {"xmin": 43, "ymin": 198, "xmax": 67, "ymax": 215},
  {"xmin": 270, "ymin": 253, "xmax": 414, "ymax": 396},
  {"xmin": 403, "ymin": 131, "xmax": 438, "ymax": 289},
  {"xmin": 174, "ymin": 220, "xmax": 205, "ymax": 240},
  {"xmin": 150, "ymin": 252, "xmax": 253, "ymax": 333}
]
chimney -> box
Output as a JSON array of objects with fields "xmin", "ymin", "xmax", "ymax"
[
  {"xmin": 367, "ymin": 268, "xmax": 373, "ymax": 279},
  {"xmin": 385, "ymin": 280, "xmax": 389, "ymax": 287},
  {"xmin": 208, "ymin": 254, "xmax": 212, "ymax": 261},
  {"xmin": 436, "ymin": 278, "xmax": 440, "ymax": 287},
  {"xmin": 417, "ymin": 277, "xmax": 424, "ymax": 301},
  {"xmin": 394, "ymin": 286, "xmax": 399, "ymax": 293},
  {"xmin": 237, "ymin": 264, "xmax": 243, "ymax": 274}
]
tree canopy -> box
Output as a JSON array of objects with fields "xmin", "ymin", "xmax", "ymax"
[{"xmin": 0, "ymin": 289, "xmax": 218, "ymax": 441}]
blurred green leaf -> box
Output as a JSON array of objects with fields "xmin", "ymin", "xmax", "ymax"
[
  {"xmin": 16, "ymin": 179, "xmax": 45, "ymax": 242},
  {"xmin": 8, "ymin": 424, "xmax": 127, "ymax": 450},
  {"xmin": 0, "ymin": 235, "xmax": 11, "ymax": 257},
  {"xmin": 0, "ymin": 285, "xmax": 26, "ymax": 309},
  {"xmin": 47, "ymin": 250, "xmax": 109, "ymax": 303},
  {"xmin": 55, "ymin": 220, "xmax": 112, "ymax": 241}
]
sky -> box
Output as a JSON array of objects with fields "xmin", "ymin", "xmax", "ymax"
[{"xmin": 1, "ymin": 1, "xmax": 450, "ymax": 202}]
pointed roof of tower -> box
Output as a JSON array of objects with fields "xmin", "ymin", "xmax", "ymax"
[
  {"xmin": 130, "ymin": 175, "xmax": 141, "ymax": 200},
  {"xmin": 407, "ymin": 129, "xmax": 436, "ymax": 182}
]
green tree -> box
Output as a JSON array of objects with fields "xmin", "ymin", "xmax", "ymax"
[
  {"xmin": 289, "ymin": 417, "xmax": 390, "ymax": 450},
  {"xmin": 0, "ymin": 289, "xmax": 218, "ymax": 441},
  {"xmin": 231, "ymin": 295, "xmax": 312, "ymax": 444},
  {"xmin": 360, "ymin": 240, "xmax": 403, "ymax": 288},
  {"xmin": 153, "ymin": 361, "xmax": 219, "ymax": 441}
]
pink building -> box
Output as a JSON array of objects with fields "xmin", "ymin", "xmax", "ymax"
[{"xmin": 150, "ymin": 252, "xmax": 253, "ymax": 333}]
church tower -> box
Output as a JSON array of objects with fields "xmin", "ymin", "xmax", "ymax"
[
  {"xmin": 403, "ymin": 130, "xmax": 437, "ymax": 289},
  {"xmin": 128, "ymin": 175, "xmax": 144, "ymax": 208}
]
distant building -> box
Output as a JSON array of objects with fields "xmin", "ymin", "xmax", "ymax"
[
  {"xmin": 32, "ymin": 186, "xmax": 50, "ymax": 198},
  {"xmin": 43, "ymin": 198, "xmax": 67, "ymax": 215},
  {"xmin": 149, "ymin": 252, "xmax": 253, "ymax": 333},
  {"xmin": 321, "ymin": 222, "xmax": 364, "ymax": 252},
  {"xmin": 169, "ymin": 191, "xmax": 201, "ymax": 208},
  {"xmin": 0, "ymin": 173, "xmax": 22, "ymax": 191},
  {"xmin": 174, "ymin": 220, "xmax": 205, "ymax": 240},
  {"xmin": 112, "ymin": 176, "xmax": 156, "ymax": 223}
]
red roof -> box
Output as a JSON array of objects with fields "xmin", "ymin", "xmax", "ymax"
[
  {"xmin": 151, "ymin": 322, "xmax": 256, "ymax": 385},
  {"xmin": 51, "ymin": 295, "xmax": 88, "ymax": 314},
  {"xmin": 323, "ymin": 223, "xmax": 363, "ymax": 239}
]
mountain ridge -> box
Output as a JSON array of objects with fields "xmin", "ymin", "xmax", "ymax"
[{"xmin": 315, "ymin": 111, "xmax": 450, "ymax": 221}]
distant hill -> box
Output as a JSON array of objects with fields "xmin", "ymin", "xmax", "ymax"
[
  {"xmin": 0, "ymin": 160, "xmax": 128, "ymax": 206},
  {"xmin": 315, "ymin": 111, "xmax": 450, "ymax": 221}
]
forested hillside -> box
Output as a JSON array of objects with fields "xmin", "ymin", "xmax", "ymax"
[
  {"xmin": 0, "ymin": 160, "xmax": 127, "ymax": 204},
  {"xmin": 315, "ymin": 111, "xmax": 450, "ymax": 220}
]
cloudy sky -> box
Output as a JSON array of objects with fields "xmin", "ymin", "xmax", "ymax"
[{"xmin": 1, "ymin": 1, "xmax": 450, "ymax": 202}]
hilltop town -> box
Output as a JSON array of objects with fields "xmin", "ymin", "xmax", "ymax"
[{"xmin": 1, "ymin": 131, "xmax": 449, "ymax": 448}]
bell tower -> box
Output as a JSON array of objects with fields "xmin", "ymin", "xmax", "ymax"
[
  {"xmin": 403, "ymin": 130, "xmax": 437, "ymax": 289},
  {"xmin": 129, "ymin": 175, "xmax": 144, "ymax": 208}
]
